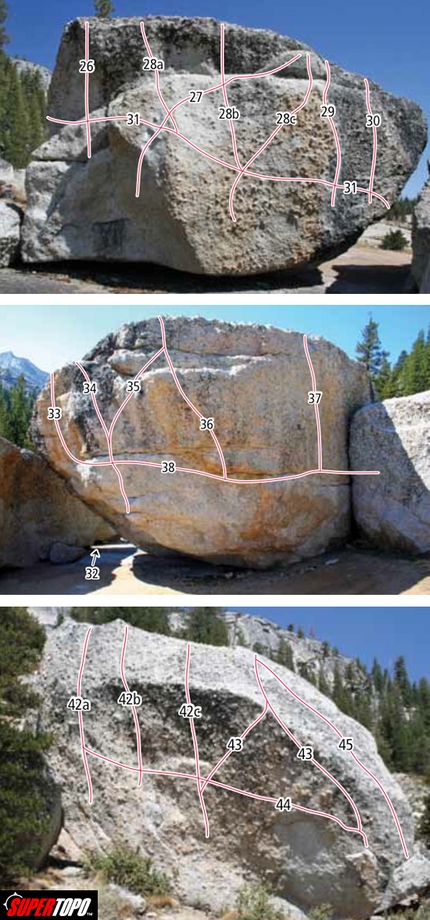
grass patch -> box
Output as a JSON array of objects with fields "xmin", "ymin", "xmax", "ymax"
[{"xmin": 87, "ymin": 846, "xmax": 171, "ymax": 899}]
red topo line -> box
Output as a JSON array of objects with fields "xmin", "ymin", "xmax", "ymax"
[
  {"xmin": 140, "ymin": 21, "xmax": 179, "ymax": 134},
  {"xmin": 200, "ymin": 701, "xmax": 268, "ymax": 795},
  {"xmin": 158, "ymin": 315, "xmax": 228, "ymax": 479},
  {"xmin": 350, "ymin": 752, "xmax": 409, "ymax": 858},
  {"xmin": 84, "ymin": 22, "xmax": 92, "ymax": 159},
  {"xmin": 364, "ymin": 78, "xmax": 377, "ymax": 205},
  {"xmin": 220, "ymin": 23, "xmax": 242, "ymax": 173},
  {"xmin": 185, "ymin": 644, "xmax": 210, "ymax": 837},
  {"xmin": 120, "ymin": 626, "xmax": 143, "ymax": 787},
  {"xmin": 323, "ymin": 60, "xmax": 342, "ymax": 207},
  {"xmin": 77, "ymin": 627, "xmax": 93, "ymax": 805},
  {"xmin": 228, "ymin": 52, "xmax": 313, "ymax": 222},
  {"xmin": 254, "ymin": 656, "xmax": 368, "ymax": 845},
  {"xmin": 303, "ymin": 334, "xmax": 323, "ymax": 470}
]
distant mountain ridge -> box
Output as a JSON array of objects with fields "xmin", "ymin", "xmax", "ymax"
[{"xmin": 0, "ymin": 351, "xmax": 48, "ymax": 392}]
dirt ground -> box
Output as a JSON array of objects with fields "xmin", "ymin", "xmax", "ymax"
[
  {"xmin": 2, "ymin": 542, "xmax": 429, "ymax": 596},
  {"xmin": 0, "ymin": 241, "xmax": 413, "ymax": 294}
]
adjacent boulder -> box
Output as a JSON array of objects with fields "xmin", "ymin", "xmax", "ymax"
[
  {"xmin": 412, "ymin": 161, "xmax": 430, "ymax": 291},
  {"xmin": 33, "ymin": 316, "xmax": 371, "ymax": 567},
  {"xmin": 350, "ymin": 391, "xmax": 430, "ymax": 553},
  {"xmin": 0, "ymin": 201, "xmax": 21, "ymax": 266},
  {"xmin": 37, "ymin": 618, "xmax": 414, "ymax": 917},
  {"xmin": 0, "ymin": 435, "xmax": 116, "ymax": 568},
  {"xmin": 21, "ymin": 16, "xmax": 426, "ymax": 275}
]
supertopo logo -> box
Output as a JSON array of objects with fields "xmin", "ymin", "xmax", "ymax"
[{"xmin": 1, "ymin": 891, "xmax": 98, "ymax": 918}]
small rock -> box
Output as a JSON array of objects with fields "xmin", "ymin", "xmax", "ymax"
[
  {"xmin": 49, "ymin": 542, "xmax": 86, "ymax": 564},
  {"xmin": 0, "ymin": 201, "xmax": 21, "ymax": 267}
]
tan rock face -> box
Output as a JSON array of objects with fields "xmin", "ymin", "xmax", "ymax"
[
  {"xmin": 36, "ymin": 619, "xmax": 415, "ymax": 917},
  {"xmin": 21, "ymin": 16, "xmax": 426, "ymax": 275},
  {"xmin": 34, "ymin": 316, "xmax": 371, "ymax": 567},
  {"xmin": 350, "ymin": 391, "xmax": 430, "ymax": 554},
  {"xmin": 0, "ymin": 436, "xmax": 115, "ymax": 568}
]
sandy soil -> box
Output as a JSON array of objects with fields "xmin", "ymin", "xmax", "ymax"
[
  {"xmin": 2, "ymin": 543, "xmax": 429, "ymax": 596},
  {"xmin": 0, "ymin": 241, "xmax": 413, "ymax": 294}
]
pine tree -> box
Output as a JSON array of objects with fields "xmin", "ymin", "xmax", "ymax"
[
  {"xmin": 297, "ymin": 627, "xmax": 305, "ymax": 639},
  {"xmin": 276, "ymin": 639, "xmax": 295, "ymax": 671},
  {"xmin": 0, "ymin": 0, "xmax": 8, "ymax": 49},
  {"xmin": 318, "ymin": 669, "xmax": 330, "ymax": 696},
  {"xmin": 94, "ymin": 0, "xmax": 115, "ymax": 15},
  {"xmin": 70, "ymin": 607, "xmax": 171, "ymax": 635},
  {"xmin": 186, "ymin": 608, "xmax": 229, "ymax": 646},
  {"xmin": 393, "ymin": 656, "xmax": 413, "ymax": 706},
  {"xmin": 287, "ymin": 624, "xmax": 295, "ymax": 633},
  {"xmin": 418, "ymin": 795, "xmax": 430, "ymax": 846},
  {"xmin": 356, "ymin": 315, "xmax": 389, "ymax": 393}
]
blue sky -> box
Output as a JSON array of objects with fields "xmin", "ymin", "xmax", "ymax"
[
  {"xmin": 235, "ymin": 608, "xmax": 429, "ymax": 681},
  {"xmin": 1, "ymin": 305, "xmax": 428, "ymax": 372},
  {"xmin": 8, "ymin": 0, "xmax": 429, "ymax": 196}
]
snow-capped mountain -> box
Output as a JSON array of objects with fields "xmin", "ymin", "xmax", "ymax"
[{"xmin": 0, "ymin": 351, "xmax": 48, "ymax": 392}]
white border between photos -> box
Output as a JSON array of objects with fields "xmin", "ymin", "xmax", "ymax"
[
  {"xmin": 1, "ymin": 595, "xmax": 429, "ymax": 608},
  {"xmin": 2, "ymin": 293, "xmax": 430, "ymax": 306}
]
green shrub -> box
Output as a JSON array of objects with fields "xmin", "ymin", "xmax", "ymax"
[
  {"xmin": 235, "ymin": 883, "xmax": 284, "ymax": 920},
  {"xmin": 0, "ymin": 608, "xmax": 52, "ymax": 883},
  {"xmin": 309, "ymin": 906, "xmax": 333, "ymax": 920},
  {"xmin": 417, "ymin": 793, "xmax": 430, "ymax": 846},
  {"xmin": 70, "ymin": 607, "xmax": 171, "ymax": 635},
  {"xmin": 381, "ymin": 229, "xmax": 408, "ymax": 251},
  {"xmin": 88, "ymin": 846, "xmax": 171, "ymax": 898}
]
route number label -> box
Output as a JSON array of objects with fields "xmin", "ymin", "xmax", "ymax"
[
  {"xmin": 47, "ymin": 407, "xmax": 62, "ymax": 420},
  {"xmin": 343, "ymin": 181, "xmax": 358, "ymax": 195},
  {"xmin": 321, "ymin": 104, "xmax": 336, "ymax": 118},
  {"xmin": 276, "ymin": 112, "xmax": 297, "ymax": 125},
  {"xmin": 200, "ymin": 418, "xmax": 215, "ymax": 430},
  {"xmin": 338, "ymin": 737, "xmax": 354, "ymax": 751},
  {"xmin": 219, "ymin": 106, "xmax": 240, "ymax": 120},
  {"xmin": 67, "ymin": 696, "xmax": 91, "ymax": 712},
  {"xmin": 189, "ymin": 91, "xmax": 203, "ymax": 103},
  {"xmin": 85, "ymin": 566, "xmax": 100, "ymax": 580},
  {"xmin": 118, "ymin": 691, "xmax": 142, "ymax": 707},
  {"xmin": 126, "ymin": 113, "xmax": 140, "ymax": 126},
  {"xmin": 126, "ymin": 380, "xmax": 141, "ymax": 393},
  {"xmin": 83, "ymin": 381, "xmax": 97, "ymax": 394},
  {"xmin": 366, "ymin": 113, "xmax": 381, "ymax": 127},
  {"xmin": 308, "ymin": 391, "xmax": 323, "ymax": 405},
  {"xmin": 226, "ymin": 737, "xmax": 244, "ymax": 752},
  {"xmin": 142, "ymin": 57, "xmax": 164, "ymax": 70},
  {"xmin": 79, "ymin": 59, "xmax": 95, "ymax": 73},
  {"xmin": 178, "ymin": 703, "xmax": 202, "ymax": 719},
  {"xmin": 275, "ymin": 797, "xmax": 292, "ymax": 812},
  {"xmin": 297, "ymin": 746, "xmax": 313, "ymax": 760},
  {"xmin": 161, "ymin": 461, "xmax": 176, "ymax": 474}
]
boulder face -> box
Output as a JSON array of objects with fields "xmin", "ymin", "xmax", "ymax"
[
  {"xmin": 0, "ymin": 201, "xmax": 21, "ymax": 267},
  {"xmin": 33, "ymin": 316, "xmax": 371, "ymax": 567},
  {"xmin": 21, "ymin": 16, "xmax": 426, "ymax": 276},
  {"xmin": 350, "ymin": 391, "xmax": 430, "ymax": 554},
  {"xmin": 412, "ymin": 161, "xmax": 430, "ymax": 291},
  {"xmin": 36, "ymin": 619, "xmax": 415, "ymax": 917},
  {"xmin": 0, "ymin": 435, "xmax": 116, "ymax": 568}
]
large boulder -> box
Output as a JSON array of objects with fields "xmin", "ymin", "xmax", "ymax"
[
  {"xmin": 36, "ymin": 618, "xmax": 415, "ymax": 917},
  {"xmin": 350, "ymin": 391, "xmax": 430, "ymax": 553},
  {"xmin": 21, "ymin": 16, "xmax": 426, "ymax": 275},
  {"xmin": 0, "ymin": 201, "xmax": 21, "ymax": 266},
  {"xmin": 412, "ymin": 161, "xmax": 430, "ymax": 291},
  {"xmin": 33, "ymin": 316, "xmax": 371, "ymax": 567},
  {"xmin": 0, "ymin": 435, "xmax": 116, "ymax": 568}
]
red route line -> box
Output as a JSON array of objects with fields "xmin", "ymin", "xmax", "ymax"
[
  {"xmin": 84, "ymin": 22, "xmax": 92, "ymax": 159},
  {"xmin": 185, "ymin": 643, "xmax": 210, "ymax": 837},
  {"xmin": 49, "ymin": 325, "xmax": 380, "ymax": 511},
  {"xmin": 220, "ymin": 23, "xmax": 242, "ymax": 173},
  {"xmin": 303, "ymin": 334, "xmax": 323, "ymax": 470},
  {"xmin": 158, "ymin": 315, "xmax": 228, "ymax": 479},
  {"xmin": 74, "ymin": 637, "xmax": 369, "ymax": 846},
  {"xmin": 46, "ymin": 21, "xmax": 390, "ymax": 213},
  {"xmin": 120, "ymin": 626, "xmax": 143, "ymax": 788},
  {"xmin": 323, "ymin": 60, "xmax": 342, "ymax": 208},
  {"xmin": 254, "ymin": 656, "xmax": 368, "ymax": 845},
  {"xmin": 77, "ymin": 626, "xmax": 93, "ymax": 805},
  {"xmin": 229, "ymin": 51, "xmax": 313, "ymax": 222},
  {"xmin": 364, "ymin": 78, "xmax": 377, "ymax": 205},
  {"xmin": 140, "ymin": 21, "xmax": 179, "ymax": 134},
  {"xmin": 255, "ymin": 656, "xmax": 409, "ymax": 858}
]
